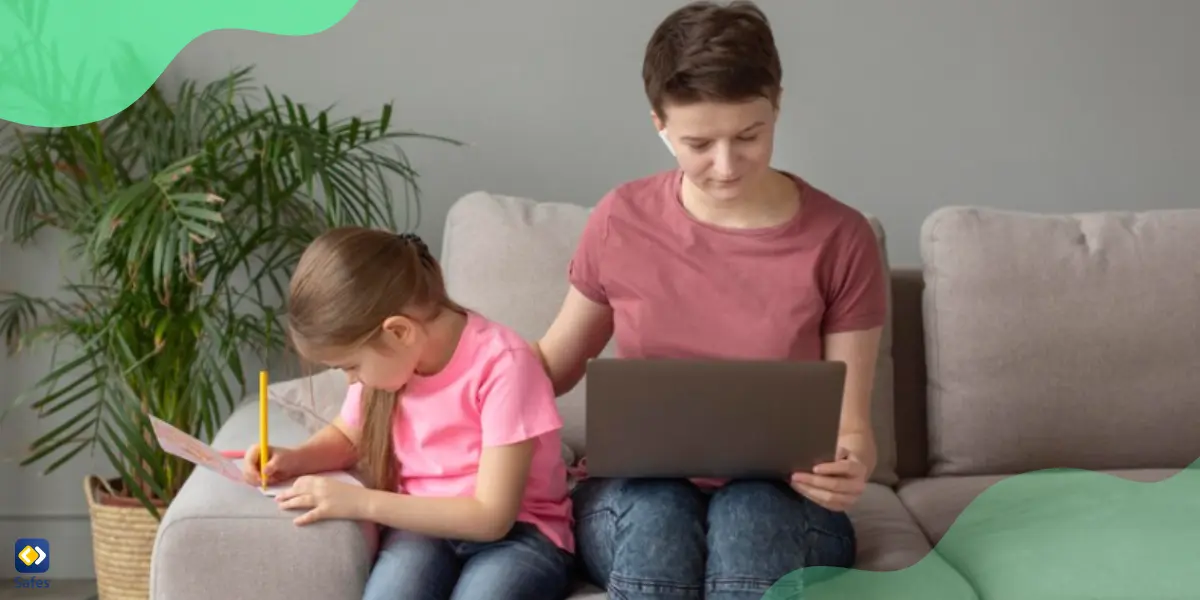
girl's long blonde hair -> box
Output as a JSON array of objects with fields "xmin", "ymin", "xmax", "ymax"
[{"xmin": 286, "ymin": 226, "xmax": 465, "ymax": 491}]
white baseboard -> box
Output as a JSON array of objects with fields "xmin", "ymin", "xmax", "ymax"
[{"xmin": 2, "ymin": 515, "xmax": 96, "ymax": 581}]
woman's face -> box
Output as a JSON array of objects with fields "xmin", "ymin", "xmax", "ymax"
[{"xmin": 655, "ymin": 96, "xmax": 779, "ymax": 204}]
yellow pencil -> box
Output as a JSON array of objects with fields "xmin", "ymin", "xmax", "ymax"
[{"xmin": 259, "ymin": 370, "xmax": 269, "ymax": 491}]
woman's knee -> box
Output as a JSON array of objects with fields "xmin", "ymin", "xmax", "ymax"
[
  {"xmin": 576, "ymin": 478, "xmax": 707, "ymax": 541},
  {"xmin": 705, "ymin": 479, "xmax": 856, "ymax": 586},
  {"xmin": 572, "ymin": 478, "xmax": 708, "ymax": 596}
]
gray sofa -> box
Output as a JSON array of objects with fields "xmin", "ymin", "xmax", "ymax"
[{"xmin": 149, "ymin": 192, "xmax": 1200, "ymax": 599}]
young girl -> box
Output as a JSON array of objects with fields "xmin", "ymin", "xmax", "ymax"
[{"xmin": 240, "ymin": 227, "xmax": 575, "ymax": 600}]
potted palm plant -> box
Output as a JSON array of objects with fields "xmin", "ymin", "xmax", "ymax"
[{"xmin": 0, "ymin": 66, "xmax": 459, "ymax": 599}]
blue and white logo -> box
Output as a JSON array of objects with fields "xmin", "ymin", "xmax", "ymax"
[{"xmin": 14, "ymin": 538, "xmax": 49, "ymax": 574}]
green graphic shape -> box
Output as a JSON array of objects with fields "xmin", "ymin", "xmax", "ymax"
[
  {"xmin": 765, "ymin": 459, "xmax": 1200, "ymax": 599},
  {"xmin": 0, "ymin": 0, "xmax": 357, "ymax": 128}
]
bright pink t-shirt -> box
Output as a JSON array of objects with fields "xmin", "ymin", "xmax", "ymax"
[
  {"xmin": 339, "ymin": 311, "xmax": 574, "ymax": 552},
  {"xmin": 568, "ymin": 169, "xmax": 888, "ymax": 485}
]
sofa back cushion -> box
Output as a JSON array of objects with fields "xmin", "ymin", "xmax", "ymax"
[
  {"xmin": 439, "ymin": 191, "xmax": 901, "ymax": 484},
  {"xmin": 920, "ymin": 206, "xmax": 1200, "ymax": 476}
]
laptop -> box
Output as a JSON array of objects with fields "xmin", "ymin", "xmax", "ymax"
[{"xmin": 584, "ymin": 358, "xmax": 845, "ymax": 479}]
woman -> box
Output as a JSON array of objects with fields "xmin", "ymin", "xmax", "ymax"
[{"xmin": 532, "ymin": 2, "xmax": 887, "ymax": 599}]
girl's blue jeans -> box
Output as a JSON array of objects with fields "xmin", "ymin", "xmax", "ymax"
[
  {"xmin": 572, "ymin": 477, "xmax": 857, "ymax": 600},
  {"xmin": 362, "ymin": 521, "xmax": 574, "ymax": 600}
]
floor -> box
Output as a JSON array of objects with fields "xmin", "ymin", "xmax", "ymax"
[{"xmin": 1, "ymin": 579, "xmax": 96, "ymax": 600}]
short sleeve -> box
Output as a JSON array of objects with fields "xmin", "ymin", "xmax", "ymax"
[
  {"xmin": 822, "ymin": 214, "xmax": 888, "ymax": 334},
  {"xmin": 567, "ymin": 193, "xmax": 613, "ymax": 305},
  {"xmin": 339, "ymin": 382, "xmax": 365, "ymax": 428},
  {"xmin": 477, "ymin": 349, "xmax": 564, "ymax": 447}
]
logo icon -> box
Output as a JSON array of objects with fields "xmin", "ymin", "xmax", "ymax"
[{"xmin": 14, "ymin": 538, "xmax": 49, "ymax": 574}]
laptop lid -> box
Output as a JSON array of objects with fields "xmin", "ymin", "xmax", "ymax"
[{"xmin": 584, "ymin": 358, "xmax": 845, "ymax": 479}]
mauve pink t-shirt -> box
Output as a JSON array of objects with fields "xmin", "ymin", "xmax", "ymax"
[
  {"xmin": 340, "ymin": 311, "xmax": 574, "ymax": 552},
  {"xmin": 568, "ymin": 169, "xmax": 888, "ymax": 485}
]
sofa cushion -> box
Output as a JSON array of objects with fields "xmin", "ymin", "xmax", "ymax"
[
  {"xmin": 846, "ymin": 484, "xmax": 932, "ymax": 572},
  {"xmin": 439, "ymin": 191, "xmax": 900, "ymax": 484},
  {"xmin": 896, "ymin": 469, "xmax": 1179, "ymax": 545},
  {"xmin": 920, "ymin": 206, "xmax": 1200, "ymax": 476},
  {"xmin": 896, "ymin": 467, "xmax": 1198, "ymax": 599}
]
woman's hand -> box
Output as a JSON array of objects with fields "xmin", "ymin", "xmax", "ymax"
[
  {"xmin": 241, "ymin": 444, "xmax": 303, "ymax": 486},
  {"xmin": 789, "ymin": 445, "xmax": 869, "ymax": 513},
  {"xmin": 275, "ymin": 475, "xmax": 371, "ymax": 526}
]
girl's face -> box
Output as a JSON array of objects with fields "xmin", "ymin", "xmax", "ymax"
[
  {"xmin": 654, "ymin": 96, "xmax": 779, "ymax": 204},
  {"xmin": 318, "ymin": 316, "xmax": 429, "ymax": 393}
]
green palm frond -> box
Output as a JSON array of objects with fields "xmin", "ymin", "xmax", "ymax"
[{"xmin": 0, "ymin": 65, "xmax": 460, "ymax": 516}]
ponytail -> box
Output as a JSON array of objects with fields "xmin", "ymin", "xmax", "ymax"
[{"xmin": 358, "ymin": 386, "xmax": 400, "ymax": 491}]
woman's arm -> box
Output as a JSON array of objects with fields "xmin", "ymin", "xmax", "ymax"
[
  {"xmin": 533, "ymin": 286, "xmax": 614, "ymax": 396},
  {"xmin": 824, "ymin": 326, "xmax": 883, "ymax": 476},
  {"xmin": 360, "ymin": 440, "xmax": 536, "ymax": 542},
  {"xmin": 789, "ymin": 326, "xmax": 883, "ymax": 512}
]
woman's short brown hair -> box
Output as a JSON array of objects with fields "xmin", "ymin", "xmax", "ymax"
[{"xmin": 642, "ymin": 0, "xmax": 783, "ymax": 121}]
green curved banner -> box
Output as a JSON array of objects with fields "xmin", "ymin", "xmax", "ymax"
[
  {"xmin": 0, "ymin": 0, "xmax": 358, "ymax": 127},
  {"xmin": 764, "ymin": 459, "xmax": 1200, "ymax": 599}
]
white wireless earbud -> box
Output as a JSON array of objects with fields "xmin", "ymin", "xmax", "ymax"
[{"xmin": 658, "ymin": 128, "xmax": 676, "ymax": 157}]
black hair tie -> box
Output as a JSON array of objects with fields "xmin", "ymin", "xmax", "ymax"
[{"xmin": 398, "ymin": 232, "xmax": 433, "ymax": 264}]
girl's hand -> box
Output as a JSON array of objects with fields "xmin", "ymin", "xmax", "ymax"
[
  {"xmin": 789, "ymin": 446, "xmax": 868, "ymax": 513},
  {"xmin": 275, "ymin": 475, "xmax": 370, "ymax": 526},
  {"xmin": 241, "ymin": 444, "xmax": 302, "ymax": 486}
]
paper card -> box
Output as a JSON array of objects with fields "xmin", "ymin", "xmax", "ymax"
[
  {"xmin": 150, "ymin": 415, "xmax": 246, "ymax": 484},
  {"xmin": 149, "ymin": 415, "xmax": 364, "ymax": 496}
]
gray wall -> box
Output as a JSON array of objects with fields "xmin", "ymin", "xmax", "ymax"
[{"xmin": 3, "ymin": 0, "xmax": 1198, "ymax": 579}]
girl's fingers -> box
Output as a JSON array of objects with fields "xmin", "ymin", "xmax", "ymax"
[
  {"xmin": 244, "ymin": 444, "xmax": 268, "ymax": 473},
  {"xmin": 276, "ymin": 492, "xmax": 311, "ymax": 508},
  {"xmin": 243, "ymin": 445, "xmax": 286, "ymax": 482},
  {"xmin": 241, "ymin": 447, "xmax": 263, "ymax": 483}
]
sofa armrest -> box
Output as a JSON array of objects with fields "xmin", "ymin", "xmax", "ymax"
[{"xmin": 150, "ymin": 400, "xmax": 379, "ymax": 600}]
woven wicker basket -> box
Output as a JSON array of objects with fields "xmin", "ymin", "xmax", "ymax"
[{"xmin": 84, "ymin": 475, "xmax": 165, "ymax": 600}]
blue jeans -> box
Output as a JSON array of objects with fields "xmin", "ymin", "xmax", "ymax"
[
  {"xmin": 573, "ymin": 478, "xmax": 856, "ymax": 600},
  {"xmin": 362, "ymin": 521, "xmax": 574, "ymax": 600}
]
